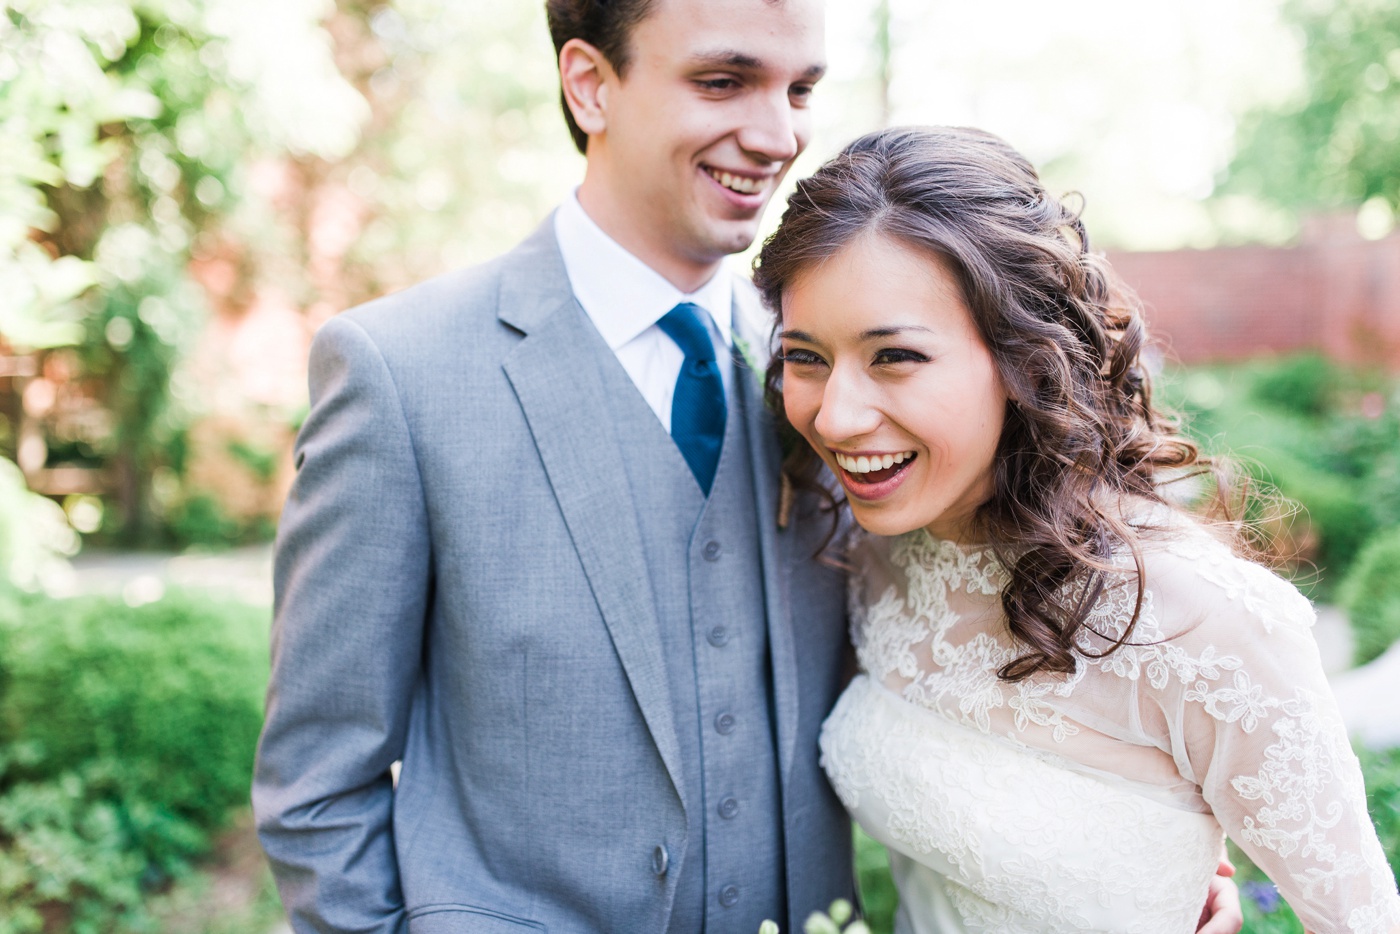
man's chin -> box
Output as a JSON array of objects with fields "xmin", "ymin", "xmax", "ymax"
[{"xmin": 697, "ymin": 221, "xmax": 763, "ymax": 260}]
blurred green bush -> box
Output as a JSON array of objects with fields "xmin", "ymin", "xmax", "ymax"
[
  {"xmin": 855, "ymin": 826, "xmax": 896, "ymax": 934},
  {"xmin": 1164, "ymin": 355, "xmax": 1399, "ymax": 602},
  {"xmin": 1247, "ymin": 353, "xmax": 1340, "ymax": 417},
  {"xmin": 1341, "ymin": 529, "xmax": 1400, "ymax": 666},
  {"xmin": 0, "ymin": 588, "xmax": 267, "ymax": 933}
]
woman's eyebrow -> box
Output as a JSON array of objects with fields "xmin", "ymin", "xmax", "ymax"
[
  {"xmin": 861, "ymin": 325, "xmax": 935, "ymax": 339},
  {"xmin": 779, "ymin": 328, "xmax": 819, "ymax": 342}
]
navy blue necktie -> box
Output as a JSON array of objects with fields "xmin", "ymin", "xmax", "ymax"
[{"xmin": 657, "ymin": 302, "xmax": 726, "ymax": 495}]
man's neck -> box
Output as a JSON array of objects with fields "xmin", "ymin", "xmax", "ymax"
[{"xmin": 576, "ymin": 179, "xmax": 722, "ymax": 295}]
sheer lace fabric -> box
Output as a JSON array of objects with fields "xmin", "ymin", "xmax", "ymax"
[{"xmin": 820, "ymin": 525, "xmax": 1400, "ymax": 933}]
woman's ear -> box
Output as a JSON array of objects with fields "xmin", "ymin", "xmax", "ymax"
[{"xmin": 559, "ymin": 38, "xmax": 610, "ymax": 142}]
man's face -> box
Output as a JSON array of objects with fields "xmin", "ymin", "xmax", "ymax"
[{"xmin": 589, "ymin": 0, "xmax": 826, "ymax": 281}]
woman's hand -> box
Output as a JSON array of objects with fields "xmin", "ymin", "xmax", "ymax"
[{"xmin": 1195, "ymin": 855, "xmax": 1242, "ymax": 934}]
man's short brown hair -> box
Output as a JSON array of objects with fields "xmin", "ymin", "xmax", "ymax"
[{"xmin": 545, "ymin": 0, "xmax": 658, "ymax": 154}]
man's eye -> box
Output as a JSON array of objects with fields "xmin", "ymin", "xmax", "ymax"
[
  {"xmin": 872, "ymin": 348, "xmax": 929, "ymax": 366},
  {"xmin": 781, "ymin": 348, "xmax": 826, "ymax": 366},
  {"xmin": 697, "ymin": 78, "xmax": 739, "ymax": 92},
  {"xmin": 789, "ymin": 84, "xmax": 815, "ymax": 102}
]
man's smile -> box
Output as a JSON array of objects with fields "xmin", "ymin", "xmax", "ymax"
[{"xmin": 702, "ymin": 165, "xmax": 770, "ymax": 196}]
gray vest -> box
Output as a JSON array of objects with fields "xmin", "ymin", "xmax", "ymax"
[{"xmin": 600, "ymin": 347, "xmax": 786, "ymax": 934}]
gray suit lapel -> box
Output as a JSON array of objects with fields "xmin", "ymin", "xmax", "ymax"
[
  {"xmin": 733, "ymin": 293, "xmax": 802, "ymax": 784},
  {"xmin": 499, "ymin": 222, "xmax": 688, "ymax": 816}
]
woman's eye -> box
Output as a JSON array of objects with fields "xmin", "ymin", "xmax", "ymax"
[
  {"xmin": 781, "ymin": 348, "xmax": 826, "ymax": 367},
  {"xmin": 872, "ymin": 347, "xmax": 929, "ymax": 366}
]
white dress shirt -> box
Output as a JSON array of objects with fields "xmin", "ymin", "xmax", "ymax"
[{"xmin": 554, "ymin": 192, "xmax": 734, "ymax": 433}]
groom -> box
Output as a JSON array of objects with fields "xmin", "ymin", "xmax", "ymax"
[
  {"xmin": 254, "ymin": 0, "xmax": 1245, "ymax": 931},
  {"xmin": 252, "ymin": 1, "xmax": 853, "ymax": 931}
]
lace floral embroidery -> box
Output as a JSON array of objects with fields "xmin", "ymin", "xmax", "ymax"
[{"xmin": 838, "ymin": 528, "xmax": 1400, "ymax": 933}]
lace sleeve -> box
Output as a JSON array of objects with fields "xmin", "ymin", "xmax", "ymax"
[{"xmin": 1157, "ymin": 550, "xmax": 1400, "ymax": 933}]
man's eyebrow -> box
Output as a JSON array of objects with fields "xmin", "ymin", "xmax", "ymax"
[{"xmin": 689, "ymin": 50, "xmax": 827, "ymax": 80}]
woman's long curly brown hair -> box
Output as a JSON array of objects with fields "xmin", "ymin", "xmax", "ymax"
[{"xmin": 755, "ymin": 125, "xmax": 1250, "ymax": 682}]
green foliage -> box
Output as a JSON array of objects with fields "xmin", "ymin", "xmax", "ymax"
[
  {"xmin": 1224, "ymin": 0, "xmax": 1400, "ymax": 215},
  {"xmin": 1247, "ymin": 446, "xmax": 1375, "ymax": 578},
  {"xmin": 0, "ymin": 456, "xmax": 78, "ymax": 590},
  {"xmin": 0, "ymin": 588, "xmax": 268, "ymax": 932},
  {"xmin": 165, "ymin": 494, "xmax": 242, "ymax": 549},
  {"xmin": 2, "ymin": 0, "xmax": 365, "ymax": 546},
  {"xmin": 1340, "ymin": 527, "xmax": 1400, "ymax": 664},
  {"xmin": 854, "ymin": 826, "xmax": 897, "ymax": 934},
  {"xmin": 1162, "ymin": 355, "xmax": 1400, "ymax": 587},
  {"xmin": 1248, "ymin": 353, "xmax": 1341, "ymax": 417}
]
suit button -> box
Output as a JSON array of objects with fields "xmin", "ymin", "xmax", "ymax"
[
  {"xmin": 707, "ymin": 625, "xmax": 729, "ymax": 647},
  {"xmin": 719, "ymin": 884, "xmax": 740, "ymax": 908},
  {"xmin": 718, "ymin": 797, "xmax": 739, "ymax": 819},
  {"xmin": 702, "ymin": 540, "xmax": 722, "ymax": 561},
  {"xmin": 652, "ymin": 845, "xmax": 668, "ymax": 877},
  {"xmin": 715, "ymin": 712, "xmax": 736, "ymax": 735}
]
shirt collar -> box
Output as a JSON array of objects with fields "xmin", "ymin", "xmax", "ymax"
[{"xmin": 555, "ymin": 191, "xmax": 733, "ymax": 350}]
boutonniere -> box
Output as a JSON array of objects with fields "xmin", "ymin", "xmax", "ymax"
[{"xmin": 732, "ymin": 332, "xmax": 763, "ymax": 374}]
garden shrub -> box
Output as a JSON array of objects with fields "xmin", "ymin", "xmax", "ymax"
[
  {"xmin": 855, "ymin": 826, "xmax": 897, "ymax": 934},
  {"xmin": 1340, "ymin": 528, "xmax": 1400, "ymax": 666},
  {"xmin": 1248, "ymin": 353, "xmax": 1342, "ymax": 417},
  {"xmin": 0, "ymin": 589, "xmax": 268, "ymax": 932},
  {"xmin": 1242, "ymin": 449, "xmax": 1375, "ymax": 582}
]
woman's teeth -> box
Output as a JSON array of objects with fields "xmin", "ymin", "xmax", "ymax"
[
  {"xmin": 834, "ymin": 451, "xmax": 915, "ymax": 474},
  {"xmin": 706, "ymin": 168, "xmax": 762, "ymax": 194}
]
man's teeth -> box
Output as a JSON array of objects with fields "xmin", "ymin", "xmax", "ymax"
[
  {"xmin": 707, "ymin": 169, "xmax": 763, "ymax": 194},
  {"xmin": 834, "ymin": 452, "xmax": 914, "ymax": 474}
]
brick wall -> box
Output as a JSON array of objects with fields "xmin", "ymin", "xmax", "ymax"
[{"xmin": 1106, "ymin": 216, "xmax": 1400, "ymax": 368}]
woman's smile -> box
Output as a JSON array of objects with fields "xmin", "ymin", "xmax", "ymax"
[{"xmin": 831, "ymin": 450, "xmax": 919, "ymax": 500}]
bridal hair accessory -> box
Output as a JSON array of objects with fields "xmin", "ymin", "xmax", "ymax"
[{"xmin": 758, "ymin": 899, "xmax": 871, "ymax": 934}]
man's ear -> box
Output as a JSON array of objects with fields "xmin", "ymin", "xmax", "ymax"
[{"xmin": 559, "ymin": 38, "xmax": 611, "ymax": 140}]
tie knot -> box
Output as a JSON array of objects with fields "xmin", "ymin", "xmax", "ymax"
[{"xmin": 657, "ymin": 302, "xmax": 716, "ymax": 363}]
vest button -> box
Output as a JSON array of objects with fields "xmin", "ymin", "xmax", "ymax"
[
  {"xmin": 702, "ymin": 540, "xmax": 722, "ymax": 561},
  {"xmin": 715, "ymin": 712, "xmax": 736, "ymax": 735},
  {"xmin": 718, "ymin": 796, "xmax": 739, "ymax": 819},
  {"xmin": 719, "ymin": 884, "xmax": 740, "ymax": 908},
  {"xmin": 707, "ymin": 625, "xmax": 729, "ymax": 647},
  {"xmin": 652, "ymin": 844, "xmax": 669, "ymax": 877}
]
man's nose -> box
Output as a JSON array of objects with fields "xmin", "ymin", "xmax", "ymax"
[
  {"xmin": 736, "ymin": 90, "xmax": 803, "ymax": 164},
  {"xmin": 813, "ymin": 367, "xmax": 881, "ymax": 446}
]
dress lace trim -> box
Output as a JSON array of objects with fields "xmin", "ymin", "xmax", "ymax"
[{"xmin": 837, "ymin": 527, "xmax": 1400, "ymax": 933}]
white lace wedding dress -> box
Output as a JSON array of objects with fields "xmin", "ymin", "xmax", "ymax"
[{"xmin": 820, "ymin": 524, "xmax": 1400, "ymax": 933}]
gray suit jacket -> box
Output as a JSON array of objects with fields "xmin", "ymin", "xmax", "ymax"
[{"xmin": 252, "ymin": 219, "xmax": 853, "ymax": 933}]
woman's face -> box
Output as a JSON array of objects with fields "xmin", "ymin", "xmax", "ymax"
[{"xmin": 780, "ymin": 232, "xmax": 1007, "ymax": 541}]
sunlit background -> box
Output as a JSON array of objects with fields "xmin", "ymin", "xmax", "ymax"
[{"xmin": 2, "ymin": 1, "xmax": 1399, "ymax": 931}]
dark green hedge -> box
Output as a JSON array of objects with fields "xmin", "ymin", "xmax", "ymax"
[
  {"xmin": 1341, "ymin": 529, "xmax": 1400, "ymax": 666},
  {"xmin": 0, "ymin": 589, "xmax": 267, "ymax": 934}
]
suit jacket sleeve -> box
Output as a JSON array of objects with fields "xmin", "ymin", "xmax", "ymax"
[{"xmin": 253, "ymin": 314, "xmax": 431, "ymax": 933}]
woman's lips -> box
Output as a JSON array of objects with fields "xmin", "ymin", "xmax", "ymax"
[{"xmin": 835, "ymin": 452, "xmax": 918, "ymax": 501}]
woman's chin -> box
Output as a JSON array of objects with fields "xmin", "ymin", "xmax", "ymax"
[{"xmin": 848, "ymin": 508, "xmax": 925, "ymax": 538}]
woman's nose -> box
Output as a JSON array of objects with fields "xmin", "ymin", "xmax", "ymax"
[{"xmin": 813, "ymin": 368, "xmax": 882, "ymax": 445}]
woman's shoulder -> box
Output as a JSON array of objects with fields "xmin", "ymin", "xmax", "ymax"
[{"xmin": 1133, "ymin": 516, "xmax": 1317, "ymax": 643}]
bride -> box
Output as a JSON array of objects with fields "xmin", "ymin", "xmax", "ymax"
[{"xmin": 755, "ymin": 126, "xmax": 1400, "ymax": 933}]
